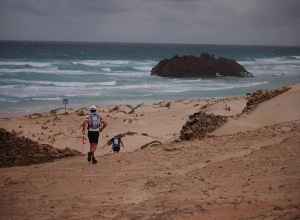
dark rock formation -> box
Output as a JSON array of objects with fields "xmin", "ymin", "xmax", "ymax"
[
  {"xmin": 180, "ymin": 112, "xmax": 228, "ymax": 141},
  {"xmin": 0, "ymin": 128, "xmax": 82, "ymax": 167},
  {"xmin": 151, "ymin": 52, "xmax": 253, "ymax": 77}
]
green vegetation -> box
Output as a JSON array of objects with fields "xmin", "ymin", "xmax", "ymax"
[
  {"xmin": 141, "ymin": 133, "xmax": 149, "ymax": 136},
  {"xmin": 109, "ymin": 106, "xmax": 119, "ymax": 113},
  {"xmin": 156, "ymin": 101, "xmax": 171, "ymax": 109},
  {"xmin": 140, "ymin": 141, "xmax": 162, "ymax": 149},
  {"xmin": 50, "ymin": 109, "xmax": 59, "ymax": 114},
  {"xmin": 128, "ymin": 103, "xmax": 144, "ymax": 114},
  {"xmin": 200, "ymin": 104, "xmax": 208, "ymax": 110},
  {"xmin": 165, "ymin": 102, "xmax": 171, "ymax": 109},
  {"xmin": 28, "ymin": 113, "xmax": 43, "ymax": 119}
]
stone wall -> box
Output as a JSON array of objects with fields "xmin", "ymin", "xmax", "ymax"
[
  {"xmin": 180, "ymin": 86, "xmax": 291, "ymax": 141},
  {"xmin": 0, "ymin": 128, "xmax": 82, "ymax": 168},
  {"xmin": 242, "ymin": 86, "xmax": 291, "ymax": 114},
  {"xmin": 180, "ymin": 112, "xmax": 227, "ymax": 141}
]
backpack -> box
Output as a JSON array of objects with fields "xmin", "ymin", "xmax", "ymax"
[
  {"xmin": 88, "ymin": 113, "xmax": 101, "ymax": 129},
  {"xmin": 112, "ymin": 137, "xmax": 120, "ymax": 147}
]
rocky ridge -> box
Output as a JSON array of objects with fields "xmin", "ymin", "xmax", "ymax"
[
  {"xmin": 0, "ymin": 128, "xmax": 82, "ymax": 167},
  {"xmin": 242, "ymin": 86, "xmax": 291, "ymax": 114},
  {"xmin": 180, "ymin": 86, "xmax": 291, "ymax": 140}
]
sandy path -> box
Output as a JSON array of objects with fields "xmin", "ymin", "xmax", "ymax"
[{"xmin": 0, "ymin": 120, "xmax": 299, "ymax": 219}]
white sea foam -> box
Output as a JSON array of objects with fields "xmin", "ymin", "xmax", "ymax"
[
  {"xmin": 0, "ymin": 68, "xmax": 96, "ymax": 75},
  {"xmin": 72, "ymin": 60, "xmax": 130, "ymax": 66},
  {"xmin": 290, "ymin": 56, "xmax": 300, "ymax": 59},
  {"xmin": 0, "ymin": 79, "xmax": 117, "ymax": 87},
  {"xmin": 132, "ymin": 66, "xmax": 152, "ymax": 71},
  {"xmin": 172, "ymin": 79, "xmax": 203, "ymax": 83},
  {"xmin": 101, "ymin": 68, "xmax": 112, "ymax": 72},
  {"xmin": 100, "ymin": 71, "xmax": 149, "ymax": 77},
  {"xmin": 31, "ymin": 97, "xmax": 61, "ymax": 101},
  {"xmin": 0, "ymin": 61, "xmax": 55, "ymax": 68}
]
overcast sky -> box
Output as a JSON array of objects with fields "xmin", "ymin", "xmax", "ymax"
[{"xmin": 0, "ymin": 0, "xmax": 299, "ymax": 46}]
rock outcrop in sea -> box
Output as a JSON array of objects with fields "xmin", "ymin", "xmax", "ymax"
[{"xmin": 151, "ymin": 52, "xmax": 253, "ymax": 77}]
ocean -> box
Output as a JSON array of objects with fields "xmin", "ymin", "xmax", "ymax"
[{"xmin": 0, "ymin": 41, "xmax": 300, "ymax": 116}]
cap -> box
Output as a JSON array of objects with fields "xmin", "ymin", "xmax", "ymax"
[
  {"xmin": 90, "ymin": 105, "xmax": 96, "ymax": 111},
  {"xmin": 114, "ymin": 133, "xmax": 118, "ymax": 136}
]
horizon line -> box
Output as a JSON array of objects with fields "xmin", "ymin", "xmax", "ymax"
[{"xmin": 0, "ymin": 39, "xmax": 299, "ymax": 48}]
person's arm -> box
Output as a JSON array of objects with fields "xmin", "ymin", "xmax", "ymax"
[
  {"xmin": 82, "ymin": 118, "xmax": 87, "ymax": 134},
  {"xmin": 120, "ymin": 139, "xmax": 124, "ymax": 148},
  {"xmin": 100, "ymin": 120, "xmax": 107, "ymax": 132}
]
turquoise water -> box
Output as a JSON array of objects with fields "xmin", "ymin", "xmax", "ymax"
[{"xmin": 0, "ymin": 41, "xmax": 300, "ymax": 116}]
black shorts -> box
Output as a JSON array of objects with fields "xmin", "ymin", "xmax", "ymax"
[
  {"xmin": 112, "ymin": 147, "xmax": 120, "ymax": 152},
  {"xmin": 88, "ymin": 131, "xmax": 100, "ymax": 144}
]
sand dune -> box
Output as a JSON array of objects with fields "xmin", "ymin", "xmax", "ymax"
[
  {"xmin": 212, "ymin": 84, "xmax": 300, "ymax": 136},
  {"xmin": 0, "ymin": 84, "xmax": 299, "ymax": 219}
]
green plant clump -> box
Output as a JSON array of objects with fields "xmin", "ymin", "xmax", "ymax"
[
  {"xmin": 165, "ymin": 102, "xmax": 171, "ymax": 109},
  {"xmin": 50, "ymin": 109, "xmax": 59, "ymax": 114},
  {"xmin": 140, "ymin": 141, "xmax": 162, "ymax": 149},
  {"xmin": 128, "ymin": 103, "xmax": 144, "ymax": 114},
  {"xmin": 109, "ymin": 106, "xmax": 119, "ymax": 113},
  {"xmin": 29, "ymin": 113, "xmax": 43, "ymax": 119}
]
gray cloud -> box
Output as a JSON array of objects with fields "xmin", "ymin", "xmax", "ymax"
[{"xmin": 0, "ymin": 0, "xmax": 299, "ymax": 45}]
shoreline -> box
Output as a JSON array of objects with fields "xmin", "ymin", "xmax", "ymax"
[{"xmin": 0, "ymin": 94, "xmax": 246, "ymax": 119}]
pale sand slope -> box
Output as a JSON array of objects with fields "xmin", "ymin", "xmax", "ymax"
[
  {"xmin": 0, "ymin": 84, "xmax": 299, "ymax": 219},
  {"xmin": 212, "ymin": 83, "xmax": 300, "ymax": 136},
  {"xmin": 0, "ymin": 96, "xmax": 246, "ymax": 156}
]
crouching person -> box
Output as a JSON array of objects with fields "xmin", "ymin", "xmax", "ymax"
[{"xmin": 111, "ymin": 133, "xmax": 124, "ymax": 153}]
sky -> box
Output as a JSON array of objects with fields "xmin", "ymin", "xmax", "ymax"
[{"xmin": 0, "ymin": 0, "xmax": 300, "ymax": 46}]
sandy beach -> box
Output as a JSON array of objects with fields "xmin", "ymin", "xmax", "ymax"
[{"xmin": 0, "ymin": 84, "xmax": 300, "ymax": 219}]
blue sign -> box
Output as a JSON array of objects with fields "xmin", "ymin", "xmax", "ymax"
[{"xmin": 63, "ymin": 99, "xmax": 68, "ymax": 104}]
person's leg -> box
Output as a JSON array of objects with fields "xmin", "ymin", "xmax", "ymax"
[
  {"xmin": 87, "ymin": 131, "xmax": 99, "ymax": 163},
  {"xmin": 88, "ymin": 147, "xmax": 92, "ymax": 162},
  {"xmin": 90, "ymin": 143, "xmax": 97, "ymax": 156},
  {"xmin": 87, "ymin": 132, "xmax": 92, "ymax": 162}
]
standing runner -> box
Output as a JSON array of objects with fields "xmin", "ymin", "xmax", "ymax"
[{"xmin": 82, "ymin": 105, "xmax": 107, "ymax": 164}]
